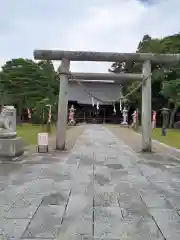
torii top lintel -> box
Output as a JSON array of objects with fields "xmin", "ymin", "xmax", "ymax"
[{"xmin": 34, "ymin": 49, "xmax": 180, "ymax": 63}]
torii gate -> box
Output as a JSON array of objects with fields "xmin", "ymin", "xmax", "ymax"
[{"xmin": 33, "ymin": 50, "xmax": 180, "ymax": 152}]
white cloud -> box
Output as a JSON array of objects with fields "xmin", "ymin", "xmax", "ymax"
[{"xmin": 0, "ymin": 0, "xmax": 180, "ymax": 72}]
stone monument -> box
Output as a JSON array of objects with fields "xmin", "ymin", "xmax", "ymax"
[{"xmin": 0, "ymin": 106, "xmax": 24, "ymax": 160}]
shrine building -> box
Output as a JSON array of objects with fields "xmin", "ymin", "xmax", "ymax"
[{"xmin": 67, "ymin": 80, "xmax": 134, "ymax": 124}]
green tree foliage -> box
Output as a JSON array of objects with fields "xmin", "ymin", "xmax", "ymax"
[
  {"xmin": 0, "ymin": 58, "xmax": 58, "ymax": 123},
  {"xmin": 161, "ymin": 78, "xmax": 180, "ymax": 127},
  {"xmin": 109, "ymin": 33, "xmax": 180, "ymax": 127}
]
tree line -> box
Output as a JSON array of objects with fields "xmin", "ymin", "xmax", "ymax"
[{"xmin": 0, "ymin": 59, "xmax": 58, "ymax": 124}]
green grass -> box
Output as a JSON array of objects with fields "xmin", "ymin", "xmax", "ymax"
[
  {"xmin": 16, "ymin": 123, "xmax": 56, "ymax": 146},
  {"xmin": 152, "ymin": 128, "xmax": 180, "ymax": 149}
]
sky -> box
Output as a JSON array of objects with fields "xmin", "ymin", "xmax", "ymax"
[{"xmin": 0, "ymin": 0, "xmax": 180, "ymax": 72}]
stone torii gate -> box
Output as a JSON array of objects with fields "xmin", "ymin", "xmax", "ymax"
[{"xmin": 34, "ymin": 50, "xmax": 180, "ymax": 152}]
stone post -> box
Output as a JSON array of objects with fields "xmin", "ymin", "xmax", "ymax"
[
  {"xmin": 161, "ymin": 108, "xmax": 170, "ymax": 136},
  {"xmin": 56, "ymin": 58, "xmax": 70, "ymax": 150},
  {"xmin": 142, "ymin": 60, "xmax": 152, "ymax": 152}
]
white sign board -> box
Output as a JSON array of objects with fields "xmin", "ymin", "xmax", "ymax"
[{"xmin": 37, "ymin": 133, "xmax": 48, "ymax": 146}]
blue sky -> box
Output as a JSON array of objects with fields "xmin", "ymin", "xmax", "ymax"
[{"xmin": 0, "ymin": 0, "xmax": 180, "ymax": 72}]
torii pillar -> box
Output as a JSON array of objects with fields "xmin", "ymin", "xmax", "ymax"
[
  {"xmin": 142, "ymin": 60, "xmax": 152, "ymax": 152},
  {"xmin": 56, "ymin": 58, "xmax": 70, "ymax": 150}
]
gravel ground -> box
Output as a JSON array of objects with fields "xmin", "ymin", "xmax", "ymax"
[{"xmin": 106, "ymin": 124, "xmax": 180, "ymax": 161}]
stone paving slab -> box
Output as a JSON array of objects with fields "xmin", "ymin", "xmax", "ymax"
[
  {"xmin": 1, "ymin": 125, "xmax": 180, "ymax": 239},
  {"xmin": 0, "ymin": 219, "xmax": 30, "ymax": 239},
  {"xmin": 5, "ymin": 204, "xmax": 39, "ymax": 219},
  {"xmin": 22, "ymin": 205, "xmax": 65, "ymax": 239},
  {"xmin": 149, "ymin": 208, "xmax": 180, "ymax": 240},
  {"xmin": 58, "ymin": 219, "xmax": 92, "ymax": 240}
]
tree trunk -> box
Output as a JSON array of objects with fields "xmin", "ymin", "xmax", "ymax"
[
  {"xmin": 17, "ymin": 101, "xmax": 23, "ymax": 125},
  {"xmin": 169, "ymin": 105, "xmax": 178, "ymax": 128}
]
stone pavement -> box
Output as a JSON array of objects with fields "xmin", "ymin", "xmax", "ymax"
[
  {"xmin": 1, "ymin": 125, "xmax": 180, "ymax": 239},
  {"xmin": 107, "ymin": 124, "xmax": 180, "ymax": 160}
]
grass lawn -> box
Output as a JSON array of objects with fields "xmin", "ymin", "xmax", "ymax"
[
  {"xmin": 16, "ymin": 124, "xmax": 56, "ymax": 146},
  {"xmin": 152, "ymin": 128, "xmax": 180, "ymax": 149}
]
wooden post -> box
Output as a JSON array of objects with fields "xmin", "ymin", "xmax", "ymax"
[
  {"xmin": 136, "ymin": 108, "xmax": 139, "ymax": 130},
  {"xmin": 103, "ymin": 109, "xmax": 106, "ymax": 123},
  {"xmin": 56, "ymin": 58, "xmax": 70, "ymax": 150},
  {"xmin": 141, "ymin": 60, "xmax": 152, "ymax": 152},
  {"xmin": 83, "ymin": 111, "xmax": 86, "ymax": 123}
]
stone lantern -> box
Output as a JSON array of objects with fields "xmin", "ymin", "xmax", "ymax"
[
  {"xmin": 160, "ymin": 107, "xmax": 170, "ymax": 136},
  {"xmin": 121, "ymin": 98, "xmax": 129, "ymax": 125}
]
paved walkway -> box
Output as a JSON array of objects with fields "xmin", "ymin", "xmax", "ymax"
[
  {"xmin": 1, "ymin": 125, "xmax": 180, "ymax": 239},
  {"xmin": 107, "ymin": 125, "xmax": 180, "ymax": 160}
]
